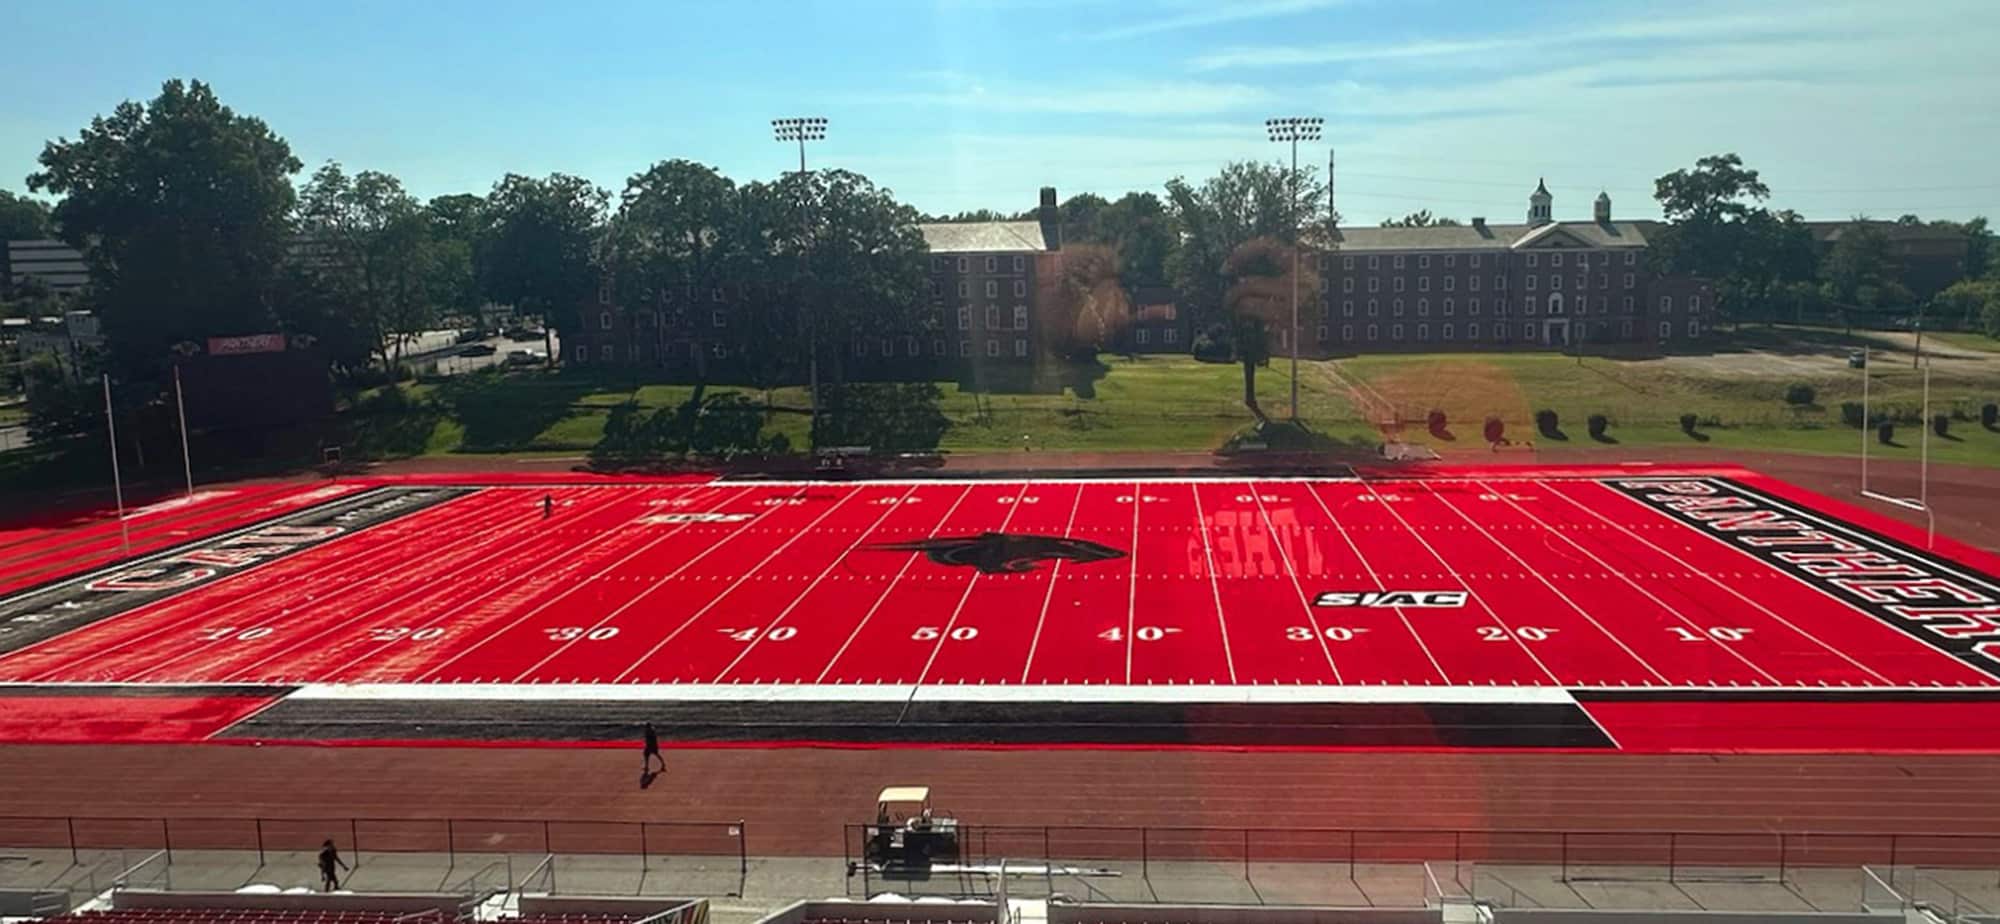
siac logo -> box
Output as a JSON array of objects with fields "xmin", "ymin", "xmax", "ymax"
[
  {"xmin": 640, "ymin": 512, "xmax": 755, "ymax": 524},
  {"xmin": 868, "ymin": 532, "xmax": 1127, "ymax": 574},
  {"xmin": 1314, "ymin": 590, "xmax": 1469, "ymax": 608}
]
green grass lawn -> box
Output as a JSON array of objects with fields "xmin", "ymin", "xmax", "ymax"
[
  {"xmin": 336, "ymin": 347, "xmax": 2000, "ymax": 466},
  {"xmin": 1928, "ymin": 331, "xmax": 2000, "ymax": 354}
]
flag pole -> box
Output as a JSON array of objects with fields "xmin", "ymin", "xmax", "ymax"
[
  {"xmin": 102, "ymin": 374, "xmax": 130, "ymax": 556},
  {"xmin": 174, "ymin": 364, "xmax": 194, "ymax": 499}
]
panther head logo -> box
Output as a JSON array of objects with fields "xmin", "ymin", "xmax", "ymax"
[{"xmin": 867, "ymin": 532, "xmax": 1126, "ymax": 574}]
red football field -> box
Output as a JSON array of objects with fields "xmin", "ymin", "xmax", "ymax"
[{"xmin": 3, "ymin": 465, "xmax": 1998, "ymax": 753}]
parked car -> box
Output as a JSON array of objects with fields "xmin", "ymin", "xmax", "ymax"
[
  {"xmin": 505, "ymin": 349, "xmax": 544, "ymax": 366},
  {"xmin": 457, "ymin": 343, "xmax": 497, "ymax": 357},
  {"xmin": 1847, "ymin": 349, "xmax": 1866, "ymax": 368},
  {"xmin": 453, "ymin": 329, "xmax": 488, "ymax": 345}
]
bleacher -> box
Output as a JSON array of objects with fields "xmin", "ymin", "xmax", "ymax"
[{"xmin": 41, "ymin": 911, "xmax": 444, "ymax": 924}]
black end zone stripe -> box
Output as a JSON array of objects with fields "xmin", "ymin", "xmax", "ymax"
[
  {"xmin": 218, "ymin": 698, "xmax": 1614, "ymax": 748},
  {"xmin": 0, "ymin": 683, "xmax": 295, "ymax": 699},
  {"xmin": 1576, "ymin": 688, "xmax": 2000, "ymax": 704},
  {"xmin": 0, "ymin": 486, "xmax": 475, "ymax": 656}
]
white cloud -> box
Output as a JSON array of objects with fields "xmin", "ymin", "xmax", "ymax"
[
  {"xmin": 1191, "ymin": 11, "xmax": 1798, "ymax": 71},
  {"xmin": 1080, "ymin": 0, "xmax": 1354, "ymax": 42}
]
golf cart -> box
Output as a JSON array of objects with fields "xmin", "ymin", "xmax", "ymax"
[{"xmin": 862, "ymin": 786, "xmax": 960, "ymax": 871}]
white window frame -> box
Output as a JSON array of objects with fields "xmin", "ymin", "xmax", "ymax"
[
  {"xmin": 1136, "ymin": 328, "xmax": 1150, "ymax": 345},
  {"xmin": 987, "ymin": 339, "xmax": 1000, "ymax": 358},
  {"xmin": 600, "ymin": 312, "xmax": 613, "ymax": 330},
  {"xmin": 600, "ymin": 344, "xmax": 614, "ymax": 361},
  {"xmin": 1418, "ymin": 254, "xmax": 1431, "ymax": 269},
  {"xmin": 1392, "ymin": 323, "xmax": 1405, "ymax": 340},
  {"xmin": 1013, "ymin": 305, "xmax": 1028, "ymax": 330},
  {"xmin": 985, "ymin": 280, "xmax": 998, "ymax": 298},
  {"xmin": 1163, "ymin": 327, "xmax": 1178, "ymax": 344},
  {"xmin": 1012, "ymin": 255, "xmax": 1024, "ymax": 272},
  {"xmin": 1394, "ymin": 255, "xmax": 1406, "ymax": 269}
]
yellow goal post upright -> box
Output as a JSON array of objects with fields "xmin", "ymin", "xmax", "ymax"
[{"xmin": 1857, "ymin": 347, "xmax": 1935, "ymax": 548}]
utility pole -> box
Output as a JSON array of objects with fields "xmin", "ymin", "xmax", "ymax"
[
  {"xmin": 1267, "ymin": 116, "xmax": 1323, "ymax": 421},
  {"xmin": 772, "ymin": 117, "xmax": 829, "ymax": 446}
]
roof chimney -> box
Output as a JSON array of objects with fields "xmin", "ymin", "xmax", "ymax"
[
  {"xmin": 1038, "ymin": 186, "xmax": 1060, "ymax": 251},
  {"xmin": 1471, "ymin": 216, "xmax": 1487, "ymax": 231}
]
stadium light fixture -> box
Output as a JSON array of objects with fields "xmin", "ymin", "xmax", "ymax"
[
  {"xmin": 771, "ymin": 117, "xmax": 829, "ymax": 175},
  {"xmin": 1266, "ymin": 117, "xmax": 1323, "ymax": 422}
]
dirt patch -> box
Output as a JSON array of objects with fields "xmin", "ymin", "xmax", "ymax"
[{"xmin": 1351, "ymin": 357, "xmax": 1536, "ymax": 443}]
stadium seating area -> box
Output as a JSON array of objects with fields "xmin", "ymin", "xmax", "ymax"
[{"xmin": 45, "ymin": 912, "xmax": 444, "ymax": 924}]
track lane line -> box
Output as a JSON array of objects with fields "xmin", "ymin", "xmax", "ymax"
[
  {"xmin": 1301, "ymin": 482, "xmax": 1451, "ymax": 684},
  {"xmin": 1249, "ymin": 484, "xmax": 1345, "ymax": 684}
]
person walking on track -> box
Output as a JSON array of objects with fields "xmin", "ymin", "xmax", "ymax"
[
  {"xmin": 318, "ymin": 839, "xmax": 348, "ymax": 891},
  {"xmin": 643, "ymin": 722, "xmax": 665, "ymax": 773},
  {"xmin": 543, "ymin": 493, "xmax": 554, "ymax": 519}
]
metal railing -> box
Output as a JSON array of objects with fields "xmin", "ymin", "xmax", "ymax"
[
  {"xmin": 843, "ymin": 822, "xmax": 2000, "ymax": 885},
  {"xmin": 0, "ymin": 814, "xmax": 749, "ymax": 875}
]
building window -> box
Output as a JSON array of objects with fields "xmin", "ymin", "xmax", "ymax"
[
  {"xmin": 1316, "ymin": 324, "xmax": 1329, "ymax": 342},
  {"xmin": 1526, "ymin": 275, "xmax": 1538, "ymax": 291},
  {"xmin": 1660, "ymin": 296, "xmax": 1673, "ymax": 313},
  {"xmin": 1012, "ymin": 305, "xmax": 1027, "ymax": 330},
  {"xmin": 1596, "ymin": 296, "xmax": 1607, "ymax": 312},
  {"xmin": 600, "ymin": 344, "xmax": 614, "ymax": 361},
  {"xmin": 1443, "ymin": 298, "xmax": 1455, "ymax": 316},
  {"xmin": 711, "ymin": 310, "xmax": 726, "ymax": 328},
  {"xmin": 1136, "ymin": 329, "xmax": 1150, "ymax": 345},
  {"xmin": 958, "ymin": 307, "xmax": 971, "ymax": 330},
  {"xmin": 959, "ymin": 340, "xmax": 972, "ymax": 357},
  {"xmin": 1418, "ymin": 276, "xmax": 1430, "ymax": 292},
  {"xmin": 1318, "ymin": 276, "xmax": 1328, "ymax": 294},
  {"xmin": 1524, "ymin": 323, "xmax": 1535, "ymax": 339},
  {"xmin": 1552, "ymin": 253, "xmax": 1564, "ymax": 267},
  {"xmin": 1469, "ymin": 297, "xmax": 1481, "ymax": 315},
  {"xmin": 985, "ymin": 306, "xmax": 1000, "ymax": 329},
  {"xmin": 1392, "ymin": 323, "xmax": 1405, "ymax": 340},
  {"xmin": 1597, "ymin": 274, "xmax": 1607, "ymax": 289},
  {"xmin": 1443, "ymin": 276, "xmax": 1455, "ymax": 292},
  {"xmin": 1418, "ymin": 323, "xmax": 1431, "ymax": 341},
  {"xmin": 958, "ymin": 281, "xmax": 969, "ymax": 298},
  {"xmin": 1527, "ymin": 254, "xmax": 1539, "ymax": 268},
  {"xmin": 1393, "ymin": 277, "xmax": 1406, "ymax": 293},
  {"xmin": 1342, "ymin": 278, "xmax": 1354, "ymax": 293},
  {"xmin": 1343, "ymin": 300, "xmax": 1355, "ymax": 317},
  {"xmin": 1164, "ymin": 327, "xmax": 1179, "ymax": 344},
  {"xmin": 1165, "ymin": 305, "xmax": 1177, "ymax": 320},
  {"xmin": 1467, "ymin": 322, "xmax": 1479, "ymax": 339},
  {"xmin": 574, "ymin": 345, "xmax": 587, "ymax": 362},
  {"xmin": 1417, "ymin": 298, "xmax": 1429, "ymax": 316},
  {"xmin": 1394, "ymin": 255, "xmax": 1406, "ymax": 269},
  {"xmin": 1367, "ymin": 299, "xmax": 1378, "ymax": 316},
  {"xmin": 1470, "ymin": 254, "xmax": 1482, "ymax": 268},
  {"xmin": 1368, "ymin": 278, "xmax": 1380, "ymax": 293},
  {"xmin": 711, "ymin": 343, "xmax": 729, "ymax": 359},
  {"xmin": 933, "ymin": 256, "xmax": 946, "ymax": 272},
  {"xmin": 983, "ymin": 256, "xmax": 996, "ymax": 273},
  {"xmin": 1342, "ymin": 324, "xmax": 1354, "ymax": 341},
  {"xmin": 1343, "ymin": 256, "xmax": 1355, "ymax": 270},
  {"xmin": 1013, "ymin": 280, "xmax": 1026, "ymax": 297},
  {"xmin": 1622, "ymin": 296, "xmax": 1634, "ymax": 312},
  {"xmin": 1012, "ymin": 255, "xmax": 1024, "ymax": 272},
  {"xmin": 987, "ymin": 340, "xmax": 1000, "ymax": 358},
  {"xmin": 1552, "ymin": 275, "xmax": 1564, "ymax": 290},
  {"xmin": 1496, "ymin": 275, "xmax": 1508, "ymax": 291},
  {"xmin": 1622, "ymin": 320, "xmax": 1634, "ymax": 338},
  {"xmin": 929, "ymin": 280, "xmax": 942, "ymax": 297},
  {"xmin": 933, "ymin": 339, "xmax": 946, "ymax": 356},
  {"xmin": 906, "ymin": 337, "xmax": 920, "ymax": 357},
  {"xmin": 1659, "ymin": 321, "xmax": 1672, "ymax": 339},
  {"xmin": 1367, "ymin": 323, "xmax": 1379, "ymax": 341},
  {"xmin": 1418, "ymin": 255, "xmax": 1431, "ymax": 269},
  {"xmin": 1625, "ymin": 252, "xmax": 1637, "ymax": 266},
  {"xmin": 1469, "ymin": 275, "xmax": 1480, "ymax": 292},
  {"xmin": 600, "ymin": 312, "xmax": 613, "ymax": 330},
  {"xmin": 1525, "ymin": 296, "xmax": 1537, "ymax": 315},
  {"xmin": 1690, "ymin": 294, "xmax": 1702, "ymax": 312},
  {"xmin": 1689, "ymin": 320, "xmax": 1701, "ymax": 337},
  {"xmin": 956, "ymin": 257, "xmax": 969, "ymax": 273},
  {"xmin": 711, "ymin": 286, "xmax": 725, "ymax": 302},
  {"xmin": 985, "ymin": 280, "xmax": 997, "ymax": 298},
  {"xmin": 1393, "ymin": 298, "xmax": 1404, "ymax": 317},
  {"xmin": 1367, "ymin": 255, "xmax": 1379, "ymax": 270}
]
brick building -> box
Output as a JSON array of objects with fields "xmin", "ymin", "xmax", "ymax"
[
  {"xmin": 567, "ymin": 188, "xmax": 1063, "ymax": 382},
  {"xmin": 1802, "ymin": 220, "xmax": 1971, "ymax": 301},
  {"xmin": 1303, "ymin": 182, "xmax": 1713, "ymax": 352}
]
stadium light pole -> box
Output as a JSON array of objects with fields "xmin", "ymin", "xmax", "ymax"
[
  {"xmin": 1267, "ymin": 116, "xmax": 1322, "ymax": 422},
  {"xmin": 773, "ymin": 117, "xmax": 828, "ymax": 446},
  {"xmin": 101, "ymin": 374, "xmax": 130, "ymax": 556}
]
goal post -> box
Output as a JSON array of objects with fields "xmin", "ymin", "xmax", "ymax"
[{"xmin": 1857, "ymin": 348, "xmax": 1935, "ymax": 547}]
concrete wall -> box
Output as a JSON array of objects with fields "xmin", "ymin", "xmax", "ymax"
[
  {"xmin": 114, "ymin": 888, "xmax": 465, "ymax": 916},
  {"xmin": 757, "ymin": 898, "xmax": 1002, "ymax": 924},
  {"xmin": 1490, "ymin": 911, "xmax": 1893, "ymax": 924},
  {"xmin": 520, "ymin": 895, "xmax": 707, "ymax": 916},
  {"xmin": 1049, "ymin": 903, "xmax": 1439, "ymax": 924}
]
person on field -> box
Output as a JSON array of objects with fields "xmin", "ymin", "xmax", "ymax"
[
  {"xmin": 318, "ymin": 839, "xmax": 348, "ymax": 891},
  {"xmin": 543, "ymin": 493, "xmax": 554, "ymax": 519},
  {"xmin": 642, "ymin": 722, "xmax": 664, "ymax": 773}
]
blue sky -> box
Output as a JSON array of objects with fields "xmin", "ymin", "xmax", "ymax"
[{"xmin": 5, "ymin": 0, "xmax": 1999, "ymax": 224}]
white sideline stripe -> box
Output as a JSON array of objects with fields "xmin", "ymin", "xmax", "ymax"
[{"xmin": 282, "ymin": 682, "xmax": 1578, "ymax": 705}]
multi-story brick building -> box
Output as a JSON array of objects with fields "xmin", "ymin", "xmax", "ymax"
[
  {"xmin": 568, "ymin": 188, "xmax": 1062, "ymax": 382},
  {"xmin": 1303, "ymin": 182, "xmax": 1713, "ymax": 352}
]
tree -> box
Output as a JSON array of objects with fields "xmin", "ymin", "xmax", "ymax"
[
  {"xmin": 1650, "ymin": 154, "xmax": 1816, "ymax": 323},
  {"xmin": 603, "ymin": 159, "xmax": 749, "ymax": 388},
  {"xmin": 925, "ymin": 208, "xmax": 1022, "ymax": 223},
  {"xmin": 1937, "ymin": 279, "xmax": 2000, "ymax": 332},
  {"xmin": 1654, "ymin": 153, "xmax": 1769, "ymax": 225},
  {"xmin": 1165, "ymin": 160, "xmax": 1326, "ymax": 417},
  {"xmin": 0, "ymin": 190, "xmax": 52, "ymax": 240},
  {"xmin": 1380, "ymin": 210, "xmax": 1460, "ymax": 228},
  {"xmin": 1820, "ymin": 221, "xmax": 1911, "ymax": 331},
  {"xmin": 1069, "ymin": 191, "xmax": 1174, "ymax": 288},
  {"xmin": 296, "ymin": 162, "xmax": 441, "ymax": 368},
  {"xmin": 1220, "ymin": 237, "xmax": 1316, "ymax": 420},
  {"xmin": 28, "ymin": 79, "xmax": 301, "ymax": 380},
  {"xmin": 476, "ymin": 173, "xmax": 609, "ymax": 343},
  {"xmin": 1040, "ymin": 243, "xmax": 1130, "ymax": 359}
]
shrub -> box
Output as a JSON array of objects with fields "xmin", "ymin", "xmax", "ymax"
[
  {"xmin": 1679, "ymin": 413, "xmax": 1698, "ymax": 434},
  {"xmin": 1877, "ymin": 421, "xmax": 1895, "ymax": 445},
  {"xmin": 1587, "ymin": 414, "xmax": 1609, "ymax": 439},
  {"xmin": 1933, "ymin": 414, "xmax": 1950, "ymax": 437},
  {"xmin": 1784, "ymin": 383, "xmax": 1817, "ymax": 406},
  {"xmin": 1840, "ymin": 402, "xmax": 1866, "ymax": 429},
  {"xmin": 1427, "ymin": 408, "xmax": 1447, "ymax": 431},
  {"xmin": 1984, "ymin": 402, "xmax": 1999, "ymax": 428},
  {"xmin": 1482, "ymin": 416, "xmax": 1506, "ymax": 444},
  {"xmin": 1534, "ymin": 409, "xmax": 1560, "ymax": 437}
]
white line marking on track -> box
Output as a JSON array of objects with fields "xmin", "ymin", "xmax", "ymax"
[
  {"xmin": 816, "ymin": 485, "xmax": 976, "ymax": 683},
  {"xmin": 1123, "ymin": 482, "xmax": 1141, "ymax": 685},
  {"xmin": 1301, "ymin": 483, "xmax": 1451, "ymax": 684},
  {"xmin": 1020, "ymin": 484, "xmax": 1087, "ymax": 683},
  {"xmin": 1188, "ymin": 483, "xmax": 1239, "ymax": 685},
  {"xmin": 1249, "ymin": 483, "xmax": 1343, "ymax": 684},
  {"xmin": 908, "ymin": 482, "xmax": 1030, "ymax": 694}
]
